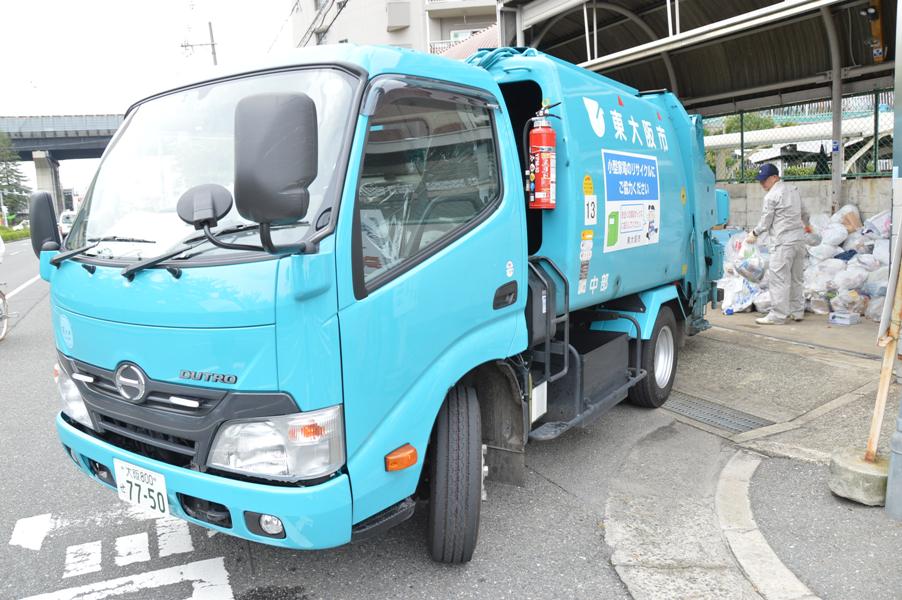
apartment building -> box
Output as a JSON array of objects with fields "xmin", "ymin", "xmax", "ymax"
[{"xmin": 290, "ymin": 0, "xmax": 497, "ymax": 55}]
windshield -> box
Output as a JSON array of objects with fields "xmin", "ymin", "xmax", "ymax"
[{"xmin": 66, "ymin": 68, "xmax": 357, "ymax": 260}]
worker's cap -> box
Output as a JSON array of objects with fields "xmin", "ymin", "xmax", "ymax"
[{"xmin": 755, "ymin": 163, "xmax": 779, "ymax": 181}]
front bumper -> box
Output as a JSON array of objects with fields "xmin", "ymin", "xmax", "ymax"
[{"xmin": 57, "ymin": 413, "xmax": 353, "ymax": 550}]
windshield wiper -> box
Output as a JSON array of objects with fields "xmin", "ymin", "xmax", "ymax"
[
  {"xmin": 88, "ymin": 236, "xmax": 156, "ymax": 244},
  {"xmin": 50, "ymin": 236, "xmax": 157, "ymax": 267},
  {"xmin": 49, "ymin": 242, "xmax": 100, "ymax": 267}
]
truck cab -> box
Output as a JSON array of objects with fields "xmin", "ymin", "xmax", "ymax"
[{"xmin": 30, "ymin": 45, "xmax": 725, "ymax": 563}]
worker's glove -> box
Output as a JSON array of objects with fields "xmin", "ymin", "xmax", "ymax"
[{"xmin": 745, "ymin": 232, "xmax": 758, "ymax": 244}]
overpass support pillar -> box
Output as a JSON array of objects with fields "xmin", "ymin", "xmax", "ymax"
[{"xmin": 33, "ymin": 150, "xmax": 65, "ymax": 214}]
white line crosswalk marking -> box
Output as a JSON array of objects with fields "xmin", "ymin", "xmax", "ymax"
[
  {"xmin": 155, "ymin": 516, "xmax": 194, "ymax": 557},
  {"xmin": 62, "ymin": 540, "xmax": 102, "ymax": 578},
  {"xmin": 21, "ymin": 556, "xmax": 234, "ymax": 600},
  {"xmin": 114, "ymin": 532, "xmax": 150, "ymax": 566}
]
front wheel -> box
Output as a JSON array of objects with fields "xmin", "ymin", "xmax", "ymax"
[
  {"xmin": 628, "ymin": 305, "xmax": 679, "ymax": 408},
  {"xmin": 427, "ymin": 383, "xmax": 482, "ymax": 563}
]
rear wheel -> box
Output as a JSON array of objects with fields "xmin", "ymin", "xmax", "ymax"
[
  {"xmin": 427, "ymin": 383, "xmax": 482, "ymax": 563},
  {"xmin": 628, "ymin": 305, "xmax": 679, "ymax": 408}
]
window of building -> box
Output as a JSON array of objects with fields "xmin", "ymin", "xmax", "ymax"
[{"xmin": 356, "ymin": 85, "xmax": 501, "ymax": 286}]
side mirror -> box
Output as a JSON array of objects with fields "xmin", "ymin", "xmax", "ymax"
[
  {"xmin": 234, "ymin": 93, "xmax": 318, "ymax": 225},
  {"xmin": 177, "ymin": 184, "xmax": 233, "ymax": 230},
  {"xmin": 29, "ymin": 191, "xmax": 61, "ymax": 257}
]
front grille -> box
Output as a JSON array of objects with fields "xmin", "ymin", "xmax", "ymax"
[
  {"xmin": 95, "ymin": 414, "xmax": 197, "ymax": 468},
  {"xmin": 80, "ymin": 370, "xmax": 220, "ymax": 414}
]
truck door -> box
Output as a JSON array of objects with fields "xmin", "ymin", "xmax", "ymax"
[{"xmin": 335, "ymin": 77, "xmax": 526, "ymax": 523}]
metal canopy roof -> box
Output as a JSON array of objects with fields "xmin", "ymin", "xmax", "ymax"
[{"xmin": 501, "ymin": 0, "xmax": 896, "ymax": 115}]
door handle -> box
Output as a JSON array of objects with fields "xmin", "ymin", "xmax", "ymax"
[{"xmin": 493, "ymin": 281, "xmax": 518, "ymax": 310}]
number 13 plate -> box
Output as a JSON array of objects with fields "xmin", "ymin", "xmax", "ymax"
[{"xmin": 113, "ymin": 459, "xmax": 169, "ymax": 515}]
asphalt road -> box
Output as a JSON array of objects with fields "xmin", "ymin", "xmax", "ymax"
[
  {"xmin": 0, "ymin": 254, "xmax": 678, "ymax": 600},
  {"xmin": 1, "ymin": 239, "xmax": 48, "ymax": 338}
]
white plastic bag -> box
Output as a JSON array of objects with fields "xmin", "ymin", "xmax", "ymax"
[
  {"xmin": 864, "ymin": 210, "xmax": 892, "ymax": 239},
  {"xmin": 809, "ymin": 213, "xmax": 831, "ymax": 233},
  {"xmin": 831, "ymin": 204, "xmax": 863, "ymax": 232},
  {"xmin": 808, "ymin": 244, "xmax": 841, "ymax": 262},
  {"xmin": 821, "ymin": 222, "xmax": 849, "ymax": 246},
  {"xmin": 848, "ymin": 253, "xmax": 881, "ymax": 272},
  {"xmin": 721, "ymin": 277, "xmax": 758, "ymax": 314},
  {"xmin": 834, "ymin": 267, "xmax": 869, "ymax": 291},
  {"xmin": 816, "ymin": 258, "xmax": 846, "ymax": 275},
  {"xmin": 805, "ymin": 231, "xmax": 822, "ymax": 246},
  {"xmin": 866, "ymin": 296, "xmax": 885, "ymax": 321},
  {"xmin": 874, "ymin": 239, "xmax": 891, "ymax": 265},
  {"xmin": 843, "ymin": 231, "xmax": 864, "ymax": 252}
]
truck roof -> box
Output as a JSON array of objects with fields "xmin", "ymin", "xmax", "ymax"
[{"xmin": 127, "ymin": 44, "xmax": 501, "ymax": 115}]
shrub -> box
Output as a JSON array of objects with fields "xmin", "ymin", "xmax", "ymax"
[{"xmin": 0, "ymin": 227, "xmax": 30, "ymax": 242}]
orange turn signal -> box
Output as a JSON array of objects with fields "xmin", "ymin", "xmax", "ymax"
[{"xmin": 385, "ymin": 443, "xmax": 418, "ymax": 472}]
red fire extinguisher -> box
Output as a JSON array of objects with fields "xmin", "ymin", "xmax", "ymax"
[{"xmin": 526, "ymin": 101, "xmax": 560, "ymax": 210}]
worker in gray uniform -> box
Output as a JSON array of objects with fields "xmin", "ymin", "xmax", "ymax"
[{"xmin": 746, "ymin": 163, "xmax": 806, "ymax": 325}]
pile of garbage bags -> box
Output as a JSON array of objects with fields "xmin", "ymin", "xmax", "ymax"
[{"xmin": 719, "ymin": 204, "xmax": 891, "ymax": 322}]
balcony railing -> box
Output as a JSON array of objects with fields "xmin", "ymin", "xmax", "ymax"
[{"xmin": 429, "ymin": 40, "xmax": 456, "ymax": 54}]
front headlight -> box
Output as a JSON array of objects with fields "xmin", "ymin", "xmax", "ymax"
[
  {"xmin": 54, "ymin": 363, "xmax": 94, "ymax": 431},
  {"xmin": 207, "ymin": 405, "xmax": 344, "ymax": 481}
]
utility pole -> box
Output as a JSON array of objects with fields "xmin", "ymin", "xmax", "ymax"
[{"xmin": 181, "ymin": 21, "xmax": 218, "ymax": 66}]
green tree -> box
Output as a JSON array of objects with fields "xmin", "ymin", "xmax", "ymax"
[
  {"xmin": 0, "ymin": 132, "xmax": 30, "ymax": 218},
  {"xmin": 723, "ymin": 113, "xmax": 775, "ymax": 133}
]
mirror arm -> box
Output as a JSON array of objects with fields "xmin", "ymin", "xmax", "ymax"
[{"xmin": 202, "ymin": 224, "xmax": 264, "ymax": 252}]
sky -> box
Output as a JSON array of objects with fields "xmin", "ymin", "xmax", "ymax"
[{"xmin": 1, "ymin": 0, "xmax": 296, "ymax": 196}]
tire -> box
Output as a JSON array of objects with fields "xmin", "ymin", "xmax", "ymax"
[
  {"xmin": 427, "ymin": 383, "xmax": 482, "ymax": 563},
  {"xmin": 628, "ymin": 305, "xmax": 679, "ymax": 408}
]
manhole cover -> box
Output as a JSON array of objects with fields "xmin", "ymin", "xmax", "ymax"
[{"xmin": 664, "ymin": 391, "xmax": 775, "ymax": 433}]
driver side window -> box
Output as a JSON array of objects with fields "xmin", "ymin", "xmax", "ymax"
[{"xmin": 356, "ymin": 84, "xmax": 500, "ymax": 287}]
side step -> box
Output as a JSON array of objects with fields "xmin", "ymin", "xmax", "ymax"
[
  {"xmin": 351, "ymin": 497, "xmax": 416, "ymax": 543},
  {"xmin": 529, "ymin": 372, "xmax": 645, "ymax": 441}
]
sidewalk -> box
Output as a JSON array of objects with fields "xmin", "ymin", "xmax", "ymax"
[{"xmin": 603, "ymin": 320, "xmax": 902, "ymax": 599}]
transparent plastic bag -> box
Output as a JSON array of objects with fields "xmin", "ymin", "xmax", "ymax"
[
  {"xmin": 832, "ymin": 289, "xmax": 866, "ymax": 315},
  {"xmin": 866, "ymin": 296, "xmax": 885, "ymax": 322},
  {"xmin": 862, "ymin": 267, "xmax": 889, "ymax": 297},
  {"xmin": 753, "ymin": 290, "xmax": 773, "ymax": 314},
  {"xmin": 807, "ymin": 293, "xmax": 831, "ymax": 315},
  {"xmin": 863, "ymin": 210, "xmax": 892, "ymax": 239},
  {"xmin": 805, "ymin": 231, "xmax": 822, "ymax": 246},
  {"xmin": 848, "ymin": 253, "xmax": 881, "ymax": 272}
]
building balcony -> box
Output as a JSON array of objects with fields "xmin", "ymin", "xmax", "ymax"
[{"xmin": 425, "ymin": 0, "xmax": 497, "ymax": 18}]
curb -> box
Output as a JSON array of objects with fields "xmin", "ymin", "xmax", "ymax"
[{"xmin": 715, "ymin": 451, "xmax": 820, "ymax": 600}]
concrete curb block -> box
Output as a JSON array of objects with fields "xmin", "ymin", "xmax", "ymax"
[{"xmin": 715, "ymin": 451, "xmax": 821, "ymax": 600}]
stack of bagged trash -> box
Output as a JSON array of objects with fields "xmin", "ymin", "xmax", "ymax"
[{"xmin": 719, "ymin": 204, "xmax": 891, "ymax": 323}]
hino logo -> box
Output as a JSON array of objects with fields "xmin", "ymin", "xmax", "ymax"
[
  {"xmin": 179, "ymin": 370, "xmax": 238, "ymax": 384},
  {"xmin": 115, "ymin": 363, "xmax": 147, "ymax": 403}
]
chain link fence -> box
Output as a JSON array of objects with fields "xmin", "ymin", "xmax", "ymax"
[{"xmin": 703, "ymin": 89, "xmax": 893, "ymax": 183}]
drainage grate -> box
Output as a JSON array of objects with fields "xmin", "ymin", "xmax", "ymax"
[{"xmin": 664, "ymin": 392, "xmax": 775, "ymax": 434}]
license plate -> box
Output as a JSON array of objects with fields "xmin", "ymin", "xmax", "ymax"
[{"xmin": 113, "ymin": 459, "xmax": 169, "ymax": 515}]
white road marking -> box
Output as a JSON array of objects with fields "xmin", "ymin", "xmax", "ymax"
[
  {"xmin": 20, "ymin": 557, "xmax": 234, "ymax": 600},
  {"xmin": 9, "ymin": 504, "xmax": 170, "ymax": 553},
  {"xmin": 9, "ymin": 513, "xmax": 54, "ymax": 551},
  {"xmin": 114, "ymin": 532, "xmax": 150, "ymax": 566},
  {"xmin": 156, "ymin": 516, "xmax": 194, "ymax": 557},
  {"xmin": 10, "ymin": 250, "xmax": 21, "ymax": 256},
  {"xmin": 63, "ymin": 540, "xmax": 103, "ymax": 578},
  {"xmin": 7, "ymin": 274, "xmax": 41, "ymax": 299}
]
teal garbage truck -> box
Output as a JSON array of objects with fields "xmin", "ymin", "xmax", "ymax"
[{"xmin": 29, "ymin": 45, "xmax": 726, "ymax": 563}]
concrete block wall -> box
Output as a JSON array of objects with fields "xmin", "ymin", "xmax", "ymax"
[{"xmin": 719, "ymin": 178, "xmax": 892, "ymax": 230}]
